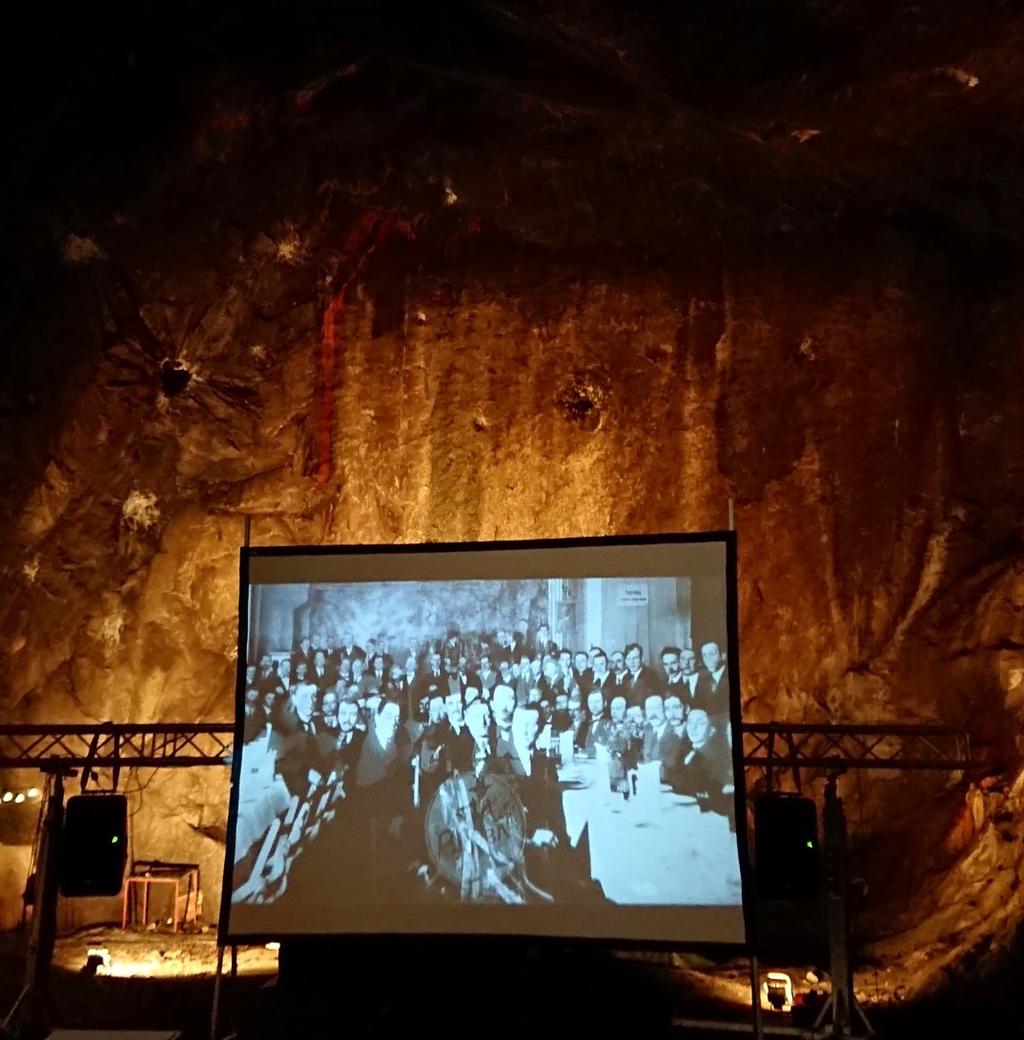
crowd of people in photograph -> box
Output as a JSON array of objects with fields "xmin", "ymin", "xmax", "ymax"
[
  {"xmin": 234, "ymin": 618, "xmax": 737, "ymax": 906},
  {"xmin": 242, "ymin": 621, "xmax": 735, "ymax": 820}
]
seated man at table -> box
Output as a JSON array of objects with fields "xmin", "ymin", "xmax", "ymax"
[
  {"xmin": 578, "ymin": 690, "xmax": 613, "ymax": 754},
  {"xmin": 499, "ymin": 707, "xmax": 604, "ymax": 903},
  {"xmin": 421, "ymin": 689, "xmax": 475, "ymax": 783},
  {"xmin": 465, "ymin": 699, "xmax": 493, "ymax": 775},
  {"xmin": 669, "ymin": 709, "xmax": 735, "ymax": 819},
  {"xmin": 550, "ymin": 692, "xmax": 572, "ymax": 734},
  {"xmin": 335, "ymin": 699, "xmax": 365, "ymax": 780},
  {"xmin": 567, "ymin": 690, "xmax": 585, "ymax": 746},
  {"xmin": 496, "ymin": 707, "xmax": 566, "ymax": 886},
  {"xmin": 657, "ymin": 695, "xmax": 688, "ymax": 783},
  {"xmin": 355, "ymin": 700, "xmax": 416, "ymax": 884},
  {"xmin": 273, "ymin": 683, "xmax": 323, "ymax": 798},
  {"xmin": 491, "ymin": 684, "xmax": 516, "ymax": 753},
  {"xmin": 641, "ymin": 695, "xmax": 667, "ymax": 763}
]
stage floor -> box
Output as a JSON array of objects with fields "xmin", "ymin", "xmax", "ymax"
[{"xmin": 0, "ymin": 926, "xmax": 1008, "ymax": 1039}]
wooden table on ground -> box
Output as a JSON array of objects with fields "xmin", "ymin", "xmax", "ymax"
[
  {"xmin": 121, "ymin": 861, "xmax": 201, "ymax": 932},
  {"xmin": 557, "ymin": 756, "xmax": 742, "ymax": 906}
]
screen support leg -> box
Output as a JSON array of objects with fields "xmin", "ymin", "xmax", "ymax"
[
  {"xmin": 229, "ymin": 942, "xmax": 238, "ymax": 1035},
  {"xmin": 750, "ymin": 953, "xmax": 765, "ymax": 1040},
  {"xmin": 210, "ymin": 944, "xmax": 225, "ymax": 1040}
]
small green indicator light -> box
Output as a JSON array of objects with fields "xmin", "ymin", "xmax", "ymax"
[
  {"xmin": 806, "ymin": 840, "xmax": 814, "ymax": 849},
  {"xmin": 111, "ymin": 836, "xmax": 119, "ymax": 844}
]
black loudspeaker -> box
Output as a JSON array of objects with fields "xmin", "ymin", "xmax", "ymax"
[
  {"xmin": 59, "ymin": 794, "xmax": 128, "ymax": 897},
  {"xmin": 754, "ymin": 793, "xmax": 820, "ymax": 900}
]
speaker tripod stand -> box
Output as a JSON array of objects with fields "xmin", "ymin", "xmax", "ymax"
[{"xmin": 812, "ymin": 769, "xmax": 873, "ymax": 1040}]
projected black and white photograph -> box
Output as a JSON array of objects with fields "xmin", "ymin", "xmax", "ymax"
[{"xmin": 225, "ymin": 541, "xmax": 746, "ymax": 942}]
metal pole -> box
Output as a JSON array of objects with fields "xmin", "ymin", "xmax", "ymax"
[
  {"xmin": 825, "ymin": 774, "xmax": 850, "ymax": 1038},
  {"xmin": 229, "ymin": 943, "xmax": 238, "ymax": 1036},
  {"xmin": 3, "ymin": 770, "xmax": 65, "ymax": 1040},
  {"xmin": 818, "ymin": 772, "xmax": 872, "ymax": 1038},
  {"xmin": 751, "ymin": 952, "xmax": 766, "ymax": 1040},
  {"xmin": 210, "ymin": 944, "xmax": 225, "ymax": 1040}
]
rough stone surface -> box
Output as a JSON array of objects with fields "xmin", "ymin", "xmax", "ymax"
[{"xmin": 2, "ymin": 0, "xmax": 1024, "ymax": 999}]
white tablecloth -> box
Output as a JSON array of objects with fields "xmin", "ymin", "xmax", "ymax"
[{"xmin": 558, "ymin": 756, "xmax": 741, "ymax": 906}]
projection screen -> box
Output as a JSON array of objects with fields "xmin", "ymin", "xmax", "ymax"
[{"xmin": 221, "ymin": 534, "xmax": 751, "ymax": 946}]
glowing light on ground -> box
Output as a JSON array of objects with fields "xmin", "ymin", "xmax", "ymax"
[{"xmin": 53, "ymin": 928, "xmax": 279, "ymax": 979}]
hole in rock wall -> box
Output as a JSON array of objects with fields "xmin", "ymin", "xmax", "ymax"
[{"xmin": 159, "ymin": 359, "xmax": 192, "ymax": 398}]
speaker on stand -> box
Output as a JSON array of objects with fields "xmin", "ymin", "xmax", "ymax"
[
  {"xmin": 753, "ymin": 792, "xmax": 826, "ymax": 961},
  {"xmin": 58, "ymin": 794, "xmax": 128, "ymax": 897}
]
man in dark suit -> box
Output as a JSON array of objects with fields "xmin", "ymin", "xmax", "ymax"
[
  {"xmin": 534, "ymin": 624, "xmax": 558, "ymax": 660},
  {"xmin": 538, "ymin": 658, "xmax": 565, "ymax": 701},
  {"xmin": 587, "ymin": 648, "xmax": 614, "ymax": 697},
  {"xmin": 658, "ymin": 695, "xmax": 688, "ymax": 783},
  {"xmin": 669, "ymin": 708, "xmax": 735, "ymax": 818},
  {"xmin": 660, "ymin": 645, "xmax": 691, "ymax": 698},
  {"xmin": 550, "ymin": 692, "xmax": 572, "ymax": 735},
  {"xmin": 257, "ymin": 654, "xmax": 282, "ymax": 696},
  {"xmin": 610, "ymin": 650, "xmax": 628, "ymax": 687},
  {"xmin": 274, "ymin": 683, "xmax": 322, "ymax": 798},
  {"xmin": 572, "ymin": 651, "xmax": 593, "ymax": 696},
  {"xmin": 490, "ymin": 684, "xmax": 517, "ymax": 758},
  {"xmin": 477, "ymin": 654, "xmax": 499, "ymax": 696},
  {"xmin": 620, "ymin": 643, "xmax": 662, "ymax": 708},
  {"xmin": 509, "ymin": 620, "xmax": 530, "ymax": 663},
  {"xmin": 416, "ymin": 652, "xmax": 445, "ymax": 701},
  {"xmin": 492, "ymin": 706, "xmax": 598, "ymax": 902},
  {"xmin": 421, "ymin": 690, "xmax": 475, "ymax": 779},
  {"xmin": 641, "ymin": 695, "xmax": 668, "ymax": 763},
  {"xmin": 694, "ymin": 642, "xmax": 730, "ymax": 721},
  {"xmin": 492, "ymin": 629, "xmax": 513, "ymax": 666},
  {"xmin": 396, "ymin": 656, "xmax": 419, "ymax": 717},
  {"xmin": 354, "ymin": 701, "xmax": 415, "ymax": 889},
  {"xmin": 577, "ymin": 690, "xmax": 613, "ymax": 754},
  {"xmin": 339, "ymin": 632, "xmax": 365, "ymax": 664},
  {"xmin": 310, "ymin": 649, "xmax": 335, "ymax": 691},
  {"xmin": 291, "ymin": 637, "xmax": 315, "ymax": 678},
  {"xmin": 366, "ymin": 636, "xmax": 393, "ymax": 675},
  {"xmin": 464, "ymin": 699, "xmax": 494, "ymax": 775},
  {"xmin": 446, "ymin": 655, "xmax": 478, "ymax": 700},
  {"xmin": 492, "ymin": 707, "xmax": 565, "ymax": 839},
  {"xmin": 367, "ymin": 655, "xmax": 390, "ymax": 697},
  {"xmin": 335, "ymin": 699, "xmax": 366, "ymax": 780},
  {"xmin": 242, "ymin": 681, "xmax": 263, "ymax": 745},
  {"xmin": 352, "ymin": 658, "xmax": 377, "ymax": 698},
  {"xmin": 677, "ymin": 648, "xmax": 701, "ymax": 706},
  {"xmin": 290, "ymin": 662, "xmax": 310, "ymax": 695}
]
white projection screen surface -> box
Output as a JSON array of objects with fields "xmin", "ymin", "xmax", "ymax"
[{"xmin": 221, "ymin": 535, "xmax": 751, "ymax": 947}]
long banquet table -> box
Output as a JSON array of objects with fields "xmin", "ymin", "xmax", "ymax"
[{"xmin": 557, "ymin": 755, "xmax": 742, "ymax": 906}]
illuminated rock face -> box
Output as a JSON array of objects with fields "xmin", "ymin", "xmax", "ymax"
[{"xmin": 2, "ymin": 0, "xmax": 1024, "ymax": 994}]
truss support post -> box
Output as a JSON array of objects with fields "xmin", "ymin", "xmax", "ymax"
[{"xmin": 3, "ymin": 769, "xmax": 66, "ymax": 1040}]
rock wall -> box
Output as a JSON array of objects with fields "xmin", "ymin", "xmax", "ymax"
[{"xmin": 1, "ymin": 0, "xmax": 1024, "ymax": 994}]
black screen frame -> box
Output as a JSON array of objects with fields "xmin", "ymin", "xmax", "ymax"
[{"xmin": 219, "ymin": 531, "xmax": 753, "ymax": 953}]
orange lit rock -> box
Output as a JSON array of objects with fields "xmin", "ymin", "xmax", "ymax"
[{"xmin": 1, "ymin": 2, "xmax": 1024, "ymax": 1000}]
